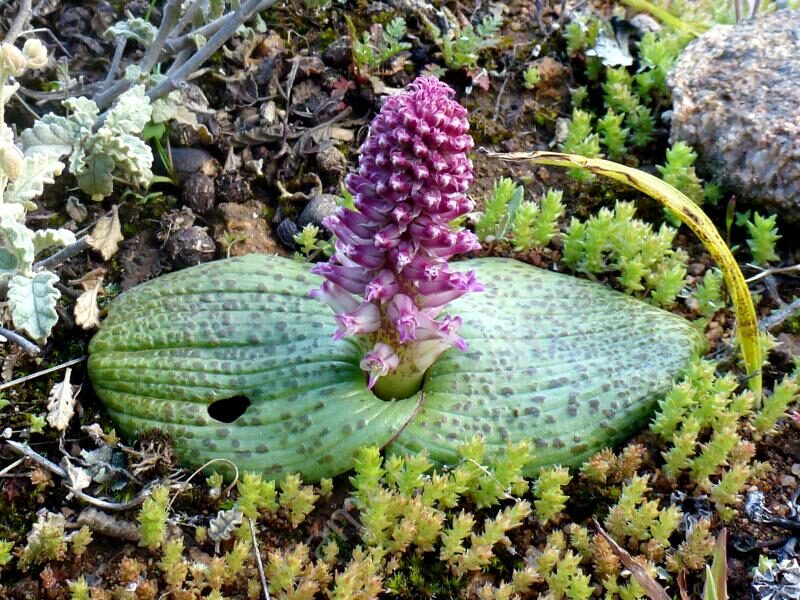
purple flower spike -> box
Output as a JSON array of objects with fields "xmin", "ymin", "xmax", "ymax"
[{"xmin": 311, "ymin": 77, "xmax": 480, "ymax": 398}]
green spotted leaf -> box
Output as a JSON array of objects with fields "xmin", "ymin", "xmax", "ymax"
[{"xmin": 88, "ymin": 255, "xmax": 703, "ymax": 481}]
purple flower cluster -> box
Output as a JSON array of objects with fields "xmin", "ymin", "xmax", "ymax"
[{"xmin": 311, "ymin": 77, "xmax": 482, "ymax": 394}]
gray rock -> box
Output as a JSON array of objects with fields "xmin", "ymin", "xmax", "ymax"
[
  {"xmin": 668, "ymin": 10, "xmax": 800, "ymax": 220},
  {"xmin": 169, "ymin": 148, "xmax": 221, "ymax": 182},
  {"xmin": 297, "ymin": 194, "xmax": 339, "ymax": 229}
]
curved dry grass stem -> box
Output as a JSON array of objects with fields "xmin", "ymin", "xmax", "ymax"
[
  {"xmin": 620, "ymin": 0, "xmax": 708, "ymax": 37},
  {"xmin": 482, "ymin": 149, "xmax": 762, "ymax": 402}
]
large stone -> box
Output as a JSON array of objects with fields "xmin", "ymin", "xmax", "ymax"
[{"xmin": 668, "ymin": 10, "xmax": 800, "ymax": 220}]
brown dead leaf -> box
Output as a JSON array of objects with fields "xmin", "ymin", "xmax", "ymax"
[
  {"xmin": 74, "ymin": 283, "xmax": 101, "ymax": 330},
  {"xmin": 2, "ymin": 347, "xmax": 21, "ymax": 382},
  {"xmin": 66, "ymin": 196, "xmax": 88, "ymax": 223},
  {"xmin": 46, "ymin": 367, "xmax": 78, "ymax": 431},
  {"xmin": 76, "ymin": 508, "xmax": 140, "ymax": 542},
  {"xmin": 69, "ymin": 267, "xmax": 107, "ymax": 291},
  {"xmin": 71, "ymin": 268, "xmax": 105, "ymax": 330},
  {"xmin": 88, "ymin": 205, "xmax": 124, "ymax": 260},
  {"xmin": 330, "ymin": 127, "xmax": 355, "ymax": 142}
]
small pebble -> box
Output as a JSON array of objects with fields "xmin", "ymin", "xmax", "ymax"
[
  {"xmin": 780, "ymin": 474, "xmax": 797, "ymax": 487},
  {"xmin": 182, "ymin": 173, "xmax": 216, "ymax": 215},
  {"xmin": 215, "ymin": 173, "xmax": 252, "ymax": 204},
  {"xmin": 162, "ymin": 226, "xmax": 216, "ymax": 269},
  {"xmin": 688, "ymin": 262, "xmax": 706, "ymax": 277},
  {"xmin": 316, "ymin": 146, "xmax": 348, "ymax": 181},
  {"xmin": 276, "ymin": 218, "xmax": 299, "ymax": 248},
  {"xmin": 792, "ymin": 463, "xmax": 800, "ymax": 477},
  {"xmin": 322, "ymin": 36, "xmax": 353, "ymax": 68},
  {"xmin": 170, "ymin": 147, "xmax": 221, "ymax": 182},
  {"xmin": 297, "ymin": 194, "xmax": 338, "ymax": 229}
]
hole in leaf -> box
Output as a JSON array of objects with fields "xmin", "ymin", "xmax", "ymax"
[{"xmin": 208, "ymin": 396, "xmax": 251, "ymax": 423}]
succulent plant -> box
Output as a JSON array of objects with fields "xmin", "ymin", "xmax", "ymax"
[{"xmin": 88, "ymin": 78, "xmax": 703, "ymax": 481}]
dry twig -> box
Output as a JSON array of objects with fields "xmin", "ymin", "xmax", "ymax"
[
  {"xmin": 2, "ymin": 0, "xmax": 32, "ymax": 44},
  {"xmin": 0, "ymin": 327, "xmax": 40, "ymax": 356}
]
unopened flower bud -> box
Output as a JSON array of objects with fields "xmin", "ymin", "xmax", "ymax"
[
  {"xmin": 0, "ymin": 144, "xmax": 24, "ymax": 181},
  {"xmin": 22, "ymin": 39, "xmax": 48, "ymax": 70},
  {"xmin": 0, "ymin": 43, "xmax": 26, "ymax": 77}
]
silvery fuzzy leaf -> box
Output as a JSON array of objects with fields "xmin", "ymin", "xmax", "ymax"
[
  {"xmin": 150, "ymin": 90, "xmax": 182, "ymax": 124},
  {"xmin": 205, "ymin": 0, "xmax": 226, "ymax": 21},
  {"xmin": 103, "ymin": 132, "xmax": 154, "ymax": 185},
  {"xmin": 8, "ymin": 271, "xmax": 61, "ymax": 341},
  {"xmin": 47, "ymin": 367, "xmax": 77, "ymax": 431},
  {"xmin": 123, "ymin": 64, "xmax": 144, "ymax": 82},
  {"xmin": 62, "ymin": 97, "xmax": 100, "ymax": 130},
  {"xmin": 33, "ymin": 228, "xmax": 76, "ymax": 255},
  {"xmin": 0, "ymin": 215, "xmax": 35, "ymax": 278},
  {"xmin": 0, "ymin": 122, "xmax": 13, "ymax": 146},
  {"xmin": 75, "ymin": 153, "xmax": 115, "ymax": 201},
  {"xmin": 103, "ymin": 85, "xmax": 151, "ymax": 136},
  {"xmin": 67, "ymin": 139, "xmax": 91, "ymax": 178},
  {"xmin": 3, "ymin": 152, "xmax": 64, "ymax": 208},
  {"xmin": 0, "ymin": 203, "xmax": 25, "ymax": 222},
  {"xmin": 20, "ymin": 114, "xmax": 76, "ymax": 158},
  {"xmin": 104, "ymin": 18, "xmax": 158, "ymax": 46}
]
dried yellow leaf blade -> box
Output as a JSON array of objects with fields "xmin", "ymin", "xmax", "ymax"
[
  {"xmin": 88, "ymin": 205, "xmax": 124, "ymax": 260},
  {"xmin": 484, "ymin": 150, "xmax": 762, "ymax": 400},
  {"xmin": 620, "ymin": 0, "xmax": 708, "ymax": 37}
]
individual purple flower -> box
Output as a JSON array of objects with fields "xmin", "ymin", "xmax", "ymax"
[
  {"xmin": 360, "ymin": 343, "xmax": 400, "ymax": 390},
  {"xmin": 333, "ymin": 302, "xmax": 381, "ymax": 340},
  {"xmin": 311, "ymin": 77, "xmax": 482, "ymax": 398}
]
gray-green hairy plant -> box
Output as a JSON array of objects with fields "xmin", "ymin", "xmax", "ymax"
[
  {"xmin": 21, "ymin": 85, "xmax": 155, "ymax": 201},
  {"xmin": 0, "ymin": 39, "xmax": 75, "ymax": 342}
]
